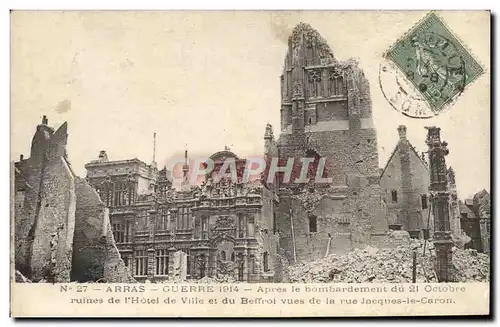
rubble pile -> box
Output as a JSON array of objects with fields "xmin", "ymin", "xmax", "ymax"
[
  {"xmin": 451, "ymin": 232, "xmax": 472, "ymax": 249},
  {"xmin": 186, "ymin": 274, "xmax": 237, "ymax": 283},
  {"xmin": 294, "ymin": 187, "xmax": 326, "ymax": 213},
  {"xmin": 288, "ymin": 239, "xmax": 490, "ymax": 283},
  {"xmin": 451, "ymin": 248, "xmax": 490, "ymax": 282}
]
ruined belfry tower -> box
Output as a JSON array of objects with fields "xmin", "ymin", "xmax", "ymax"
[
  {"xmin": 275, "ymin": 23, "xmax": 386, "ymax": 264},
  {"xmin": 278, "ymin": 23, "xmax": 380, "ymax": 184}
]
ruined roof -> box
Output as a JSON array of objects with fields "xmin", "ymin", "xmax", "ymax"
[
  {"xmin": 290, "ymin": 23, "xmax": 335, "ymax": 62},
  {"xmin": 380, "ymin": 138, "xmax": 429, "ymax": 178}
]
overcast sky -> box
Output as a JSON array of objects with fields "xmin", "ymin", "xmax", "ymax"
[{"xmin": 10, "ymin": 11, "xmax": 490, "ymax": 199}]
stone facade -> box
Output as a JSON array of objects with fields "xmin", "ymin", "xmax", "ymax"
[
  {"xmin": 13, "ymin": 116, "xmax": 133, "ymax": 282},
  {"xmin": 380, "ymin": 125, "xmax": 434, "ymax": 239},
  {"xmin": 85, "ymin": 149, "xmax": 280, "ymax": 282}
]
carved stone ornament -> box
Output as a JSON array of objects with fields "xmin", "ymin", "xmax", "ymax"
[{"xmin": 214, "ymin": 215, "xmax": 235, "ymax": 230}]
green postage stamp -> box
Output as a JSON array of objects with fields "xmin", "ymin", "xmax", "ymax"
[{"xmin": 385, "ymin": 12, "xmax": 484, "ymax": 114}]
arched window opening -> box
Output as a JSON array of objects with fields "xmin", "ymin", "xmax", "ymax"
[
  {"xmin": 305, "ymin": 149, "xmax": 328, "ymax": 182},
  {"xmin": 328, "ymin": 69, "xmax": 344, "ymax": 96},
  {"xmin": 220, "ymin": 250, "xmax": 226, "ymax": 261},
  {"xmin": 308, "ymin": 70, "xmax": 322, "ymax": 98}
]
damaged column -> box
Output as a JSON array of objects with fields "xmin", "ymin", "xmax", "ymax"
[{"xmin": 425, "ymin": 126, "xmax": 453, "ymax": 282}]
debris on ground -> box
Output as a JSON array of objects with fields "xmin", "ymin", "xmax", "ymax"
[
  {"xmin": 288, "ymin": 238, "xmax": 490, "ymax": 283},
  {"xmin": 15, "ymin": 270, "xmax": 32, "ymax": 283}
]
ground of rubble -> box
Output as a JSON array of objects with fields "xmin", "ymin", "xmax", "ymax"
[{"xmin": 287, "ymin": 239, "xmax": 490, "ymax": 283}]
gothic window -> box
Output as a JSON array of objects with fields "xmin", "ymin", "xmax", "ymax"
[
  {"xmin": 112, "ymin": 223, "xmax": 125, "ymax": 243},
  {"xmin": 263, "ymin": 251, "xmax": 269, "ymax": 272},
  {"xmin": 125, "ymin": 220, "xmax": 130, "ymax": 242},
  {"xmin": 170, "ymin": 211, "xmax": 177, "ymax": 232},
  {"xmin": 177, "ymin": 207, "xmax": 184, "ymax": 230},
  {"xmin": 237, "ymin": 213, "xmax": 246, "ymax": 238},
  {"xmin": 328, "ymin": 69, "xmax": 344, "ymax": 96},
  {"xmin": 231, "ymin": 252, "xmax": 235, "ymax": 262},
  {"xmin": 134, "ymin": 250, "xmax": 148, "ymax": 276},
  {"xmin": 421, "ymin": 194, "xmax": 428, "ymax": 209},
  {"xmin": 183, "ymin": 249, "xmax": 192, "ymax": 277},
  {"xmin": 113, "ymin": 182, "xmax": 128, "ymax": 207},
  {"xmin": 220, "ymin": 250, "xmax": 226, "ymax": 261},
  {"xmin": 157, "ymin": 209, "xmax": 168, "ymax": 230},
  {"xmin": 160, "ymin": 184, "xmax": 167, "ymax": 198},
  {"xmin": 155, "ymin": 249, "xmax": 169, "ymax": 276},
  {"xmin": 247, "ymin": 215, "xmax": 255, "ymax": 237},
  {"xmin": 391, "ymin": 190, "xmax": 398, "ymax": 203},
  {"xmin": 308, "ymin": 215, "xmax": 317, "ymax": 233},
  {"xmin": 308, "ymin": 70, "xmax": 322, "ymax": 98},
  {"xmin": 185, "ymin": 207, "xmax": 192, "ymax": 230},
  {"xmin": 128, "ymin": 186, "xmax": 135, "ymax": 205},
  {"xmin": 201, "ymin": 215, "xmax": 209, "ymax": 240},
  {"xmin": 178, "ymin": 207, "xmax": 192, "ymax": 230}
]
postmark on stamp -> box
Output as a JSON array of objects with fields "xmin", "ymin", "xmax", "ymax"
[{"xmin": 384, "ymin": 12, "xmax": 484, "ymax": 116}]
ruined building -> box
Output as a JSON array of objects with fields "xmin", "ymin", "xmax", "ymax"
[
  {"xmin": 273, "ymin": 23, "xmax": 387, "ymax": 263},
  {"xmin": 459, "ymin": 189, "xmax": 491, "ymax": 254},
  {"xmin": 85, "ymin": 148, "xmax": 283, "ymax": 282},
  {"xmin": 380, "ymin": 125, "xmax": 434, "ymax": 239},
  {"xmin": 13, "ymin": 116, "xmax": 133, "ymax": 283},
  {"xmin": 84, "ymin": 23, "xmax": 404, "ymax": 280}
]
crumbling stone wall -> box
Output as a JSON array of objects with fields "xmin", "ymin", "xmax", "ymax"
[
  {"xmin": 278, "ymin": 174, "xmax": 387, "ymax": 264},
  {"xmin": 15, "ymin": 122, "xmax": 53, "ymax": 277},
  {"xmin": 71, "ymin": 178, "xmax": 134, "ymax": 282},
  {"xmin": 275, "ymin": 24, "xmax": 386, "ymax": 265},
  {"xmin": 15, "ymin": 122, "xmax": 77, "ymax": 282},
  {"xmin": 30, "ymin": 154, "xmax": 76, "ymax": 282},
  {"xmin": 14, "ymin": 117, "xmax": 134, "ymax": 283}
]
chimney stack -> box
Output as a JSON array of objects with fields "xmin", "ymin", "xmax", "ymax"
[{"xmin": 42, "ymin": 115, "xmax": 48, "ymax": 126}]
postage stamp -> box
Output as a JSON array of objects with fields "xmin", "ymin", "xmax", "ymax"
[{"xmin": 385, "ymin": 12, "xmax": 484, "ymax": 116}]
